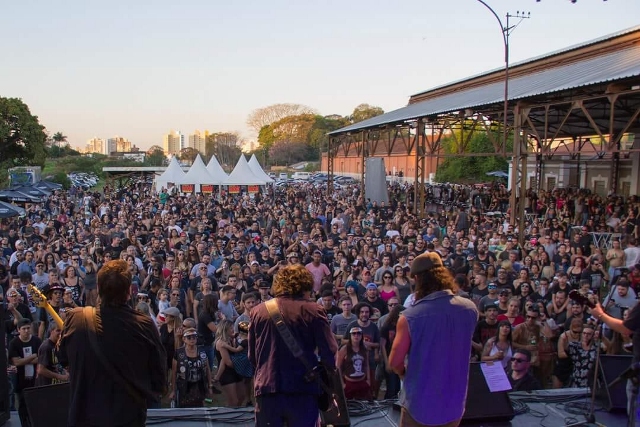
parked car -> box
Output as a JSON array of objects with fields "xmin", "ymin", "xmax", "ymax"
[
  {"xmin": 291, "ymin": 172, "xmax": 311, "ymax": 180},
  {"xmin": 279, "ymin": 173, "xmax": 288, "ymax": 180}
]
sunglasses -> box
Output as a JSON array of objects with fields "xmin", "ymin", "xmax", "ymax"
[
  {"xmin": 510, "ymin": 358, "xmax": 528, "ymax": 363},
  {"xmin": 388, "ymin": 303, "xmax": 399, "ymax": 308},
  {"xmin": 184, "ymin": 335, "xmax": 197, "ymax": 340},
  {"xmin": 171, "ymin": 293, "xmax": 180, "ymax": 297},
  {"xmin": 350, "ymin": 332, "xmax": 362, "ymax": 335}
]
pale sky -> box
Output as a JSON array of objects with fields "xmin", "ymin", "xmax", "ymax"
[{"xmin": 1, "ymin": 0, "xmax": 638, "ymax": 151}]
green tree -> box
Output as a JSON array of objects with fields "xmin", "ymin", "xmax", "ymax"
[
  {"xmin": 0, "ymin": 97, "xmax": 47, "ymax": 168},
  {"xmin": 269, "ymin": 141, "xmax": 310, "ymax": 166},
  {"xmin": 436, "ymin": 130, "xmax": 510, "ymax": 183},
  {"xmin": 52, "ymin": 131, "xmax": 68, "ymax": 149},
  {"xmin": 350, "ymin": 103, "xmax": 384, "ymax": 124},
  {"xmin": 179, "ymin": 147, "xmax": 199, "ymax": 163},
  {"xmin": 145, "ymin": 145, "xmax": 166, "ymax": 166}
]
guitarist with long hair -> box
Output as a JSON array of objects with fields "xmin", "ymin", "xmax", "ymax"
[{"xmin": 248, "ymin": 264, "xmax": 338, "ymax": 427}]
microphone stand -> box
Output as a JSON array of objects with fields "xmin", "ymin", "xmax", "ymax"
[{"xmin": 586, "ymin": 320, "xmax": 604, "ymax": 424}]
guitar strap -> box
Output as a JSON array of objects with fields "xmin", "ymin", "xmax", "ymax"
[
  {"xmin": 82, "ymin": 307, "xmax": 146, "ymax": 405},
  {"xmin": 264, "ymin": 299, "xmax": 333, "ymax": 396}
]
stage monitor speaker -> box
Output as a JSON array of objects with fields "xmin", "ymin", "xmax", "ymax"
[
  {"xmin": 23, "ymin": 383, "xmax": 69, "ymax": 427},
  {"xmin": 462, "ymin": 362, "xmax": 515, "ymax": 424},
  {"xmin": 0, "ymin": 305, "xmax": 9, "ymax": 426},
  {"xmin": 598, "ymin": 354, "xmax": 633, "ymax": 411}
]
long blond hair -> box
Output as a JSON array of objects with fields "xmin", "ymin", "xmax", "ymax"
[{"xmin": 215, "ymin": 319, "xmax": 234, "ymax": 345}]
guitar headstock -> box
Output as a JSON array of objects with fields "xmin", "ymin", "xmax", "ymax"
[
  {"xmin": 568, "ymin": 289, "xmax": 595, "ymax": 309},
  {"xmin": 27, "ymin": 284, "xmax": 49, "ymax": 309}
]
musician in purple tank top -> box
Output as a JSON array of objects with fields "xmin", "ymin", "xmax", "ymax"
[{"xmin": 390, "ymin": 252, "xmax": 478, "ymax": 427}]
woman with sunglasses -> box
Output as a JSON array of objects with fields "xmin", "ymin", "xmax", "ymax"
[
  {"xmin": 378, "ymin": 272, "xmax": 399, "ymax": 304},
  {"xmin": 337, "ymin": 326, "xmax": 371, "ymax": 400},
  {"xmin": 393, "ymin": 266, "xmax": 411, "ymax": 305},
  {"xmin": 170, "ymin": 328, "xmax": 212, "ymax": 408}
]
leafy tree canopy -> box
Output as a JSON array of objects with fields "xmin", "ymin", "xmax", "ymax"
[
  {"xmin": 0, "ymin": 97, "xmax": 47, "ymax": 167},
  {"xmin": 350, "ymin": 103, "xmax": 384, "ymax": 124}
]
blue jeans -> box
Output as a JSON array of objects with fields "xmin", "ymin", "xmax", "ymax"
[
  {"xmin": 255, "ymin": 393, "xmax": 320, "ymax": 427},
  {"xmin": 385, "ymin": 371, "xmax": 401, "ymax": 399},
  {"xmin": 8, "ymin": 372, "xmax": 16, "ymax": 411},
  {"xmin": 203, "ymin": 344, "xmax": 215, "ymax": 372}
]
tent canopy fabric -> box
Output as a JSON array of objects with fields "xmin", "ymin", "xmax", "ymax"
[
  {"xmin": 206, "ymin": 155, "xmax": 229, "ymax": 184},
  {"xmin": 178, "ymin": 155, "xmax": 215, "ymax": 186},
  {"xmin": 0, "ymin": 201, "xmax": 25, "ymax": 218},
  {"xmin": 248, "ymin": 155, "xmax": 274, "ymax": 183},
  {"xmin": 155, "ymin": 157, "xmax": 185, "ymax": 191},
  {"xmin": 224, "ymin": 155, "xmax": 266, "ymax": 186}
]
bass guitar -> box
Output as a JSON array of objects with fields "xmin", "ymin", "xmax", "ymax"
[{"xmin": 28, "ymin": 284, "xmax": 64, "ymax": 329}]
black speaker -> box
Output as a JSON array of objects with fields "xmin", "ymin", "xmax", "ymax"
[
  {"xmin": 462, "ymin": 362, "xmax": 515, "ymax": 424},
  {"xmin": 0, "ymin": 305, "xmax": 10, "ymax": 426},
  {"xmin": 598, "ymin": 354, "xmax": 633, "ymax": 411},
  {"xmin": 23, "ymin": 383, "xmax": 69, "ymax": 427}
]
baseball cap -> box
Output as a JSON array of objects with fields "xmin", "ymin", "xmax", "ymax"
[
  {"xmin": 410, "ymin": 252, "xmax": 443, "ymax": 276},
  {"xmin": 366, "ymin": 283, "xmax": 378, "ymax": 290}
]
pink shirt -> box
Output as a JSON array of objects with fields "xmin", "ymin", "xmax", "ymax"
[{"xmin": 305, "ymin": 262, "xmax": 331, "ymax": 292}]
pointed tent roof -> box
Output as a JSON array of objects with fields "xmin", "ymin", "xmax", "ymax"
[
  {"xmin": 224, "ymin": 155, "xmax": 266, "ymax": 186},
  {"xmin": 157, "ymin": 157, "xmax": 185, "ymax": 184},
  {"xmin": 248, "ymin": 155, "xmax": 274, "ymax": 183},
  {"xmin": 179, "ymin": 154, "xmax": 215, "ymax": 184},
  {"xmin": 206, "ymin": 155, "xmax": 229, "ymax": 184}
]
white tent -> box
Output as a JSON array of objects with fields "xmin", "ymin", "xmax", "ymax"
[
  {"xmin": 178, "ymin": 155, "xmax": 215, "ymax": 192},
  {"xmin": 155, "ymin": 157, "xmax": 186, "ymax": 192},
  {"xmin": 206, "ymin": 155, "xmax": 229, "ymax": 184},
  {"xmin": 248, "ymin": 155, "xmax": 274, "ymax": 183},
  {"xmin": 224, "ymin": 155, "xmax": 266, "ymax": 186}
]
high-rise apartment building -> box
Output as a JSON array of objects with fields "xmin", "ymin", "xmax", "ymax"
[
  {"xmin": 106, "ymin": 136, "xmax": 132, "ymax": 155},
  {"xmin": 188, "ymin": 130, "xmax": 209, "ymax": 155},
  {"xmin": 163, "ymin": 130, "xmax": 184, "ymax": 155},
  {"xmin": 85, "ymin": 137, "xmax": 104, "ymax": 154}
]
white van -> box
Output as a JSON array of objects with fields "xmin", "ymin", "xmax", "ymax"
[
  {"xmin": 279, "ymin": 173, "xmax": 288, "ymax": 180},
  {"xmin": 291, "ymin": 172, "xmax": 311, "ymax": 180}
]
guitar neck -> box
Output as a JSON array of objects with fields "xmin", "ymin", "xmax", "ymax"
[{"xmin": 43, "ymin": 304, "xmax": 64, "ymax": 329}]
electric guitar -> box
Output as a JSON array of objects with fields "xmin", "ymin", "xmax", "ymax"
[{"xmin": 28, "ymin": 284, "xmax": 64, "ymax": 329}]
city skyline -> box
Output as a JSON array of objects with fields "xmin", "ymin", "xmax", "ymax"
[{"xmin": 1, "ymin": 0, "xmax": 639, "ymax": 151}]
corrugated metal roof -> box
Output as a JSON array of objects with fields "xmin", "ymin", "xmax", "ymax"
[
  {"xmin": 330, "ymin": 28, "xmax": 640, "ymax": 136},
  {"xmin": 411, "ymin": 25, "xmax": 640, "ymax": 98}
]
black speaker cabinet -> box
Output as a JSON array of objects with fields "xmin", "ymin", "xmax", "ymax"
[
  {"xmin": 23, "ymin": 383, "xmax": 70, "ymax": 427},
  {"xmin": 0, "ymin": 305, "xmax": 9, "ymax": 426},
  {"xmin": 462, "ymin": 362, "xmax": 515, "ymax": 424},
  {"xmin": 598, "ymin": 354, "xmax": 633, "ymax": 411}
]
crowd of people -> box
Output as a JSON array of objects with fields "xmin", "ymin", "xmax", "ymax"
[{"xmin": 1, "ymin": 175, "xmax": 640, "ymax": 422}]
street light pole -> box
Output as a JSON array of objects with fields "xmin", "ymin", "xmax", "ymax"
[{"xmin": 475, "ymin": 1, "xmax": 530, "ymax": 155}]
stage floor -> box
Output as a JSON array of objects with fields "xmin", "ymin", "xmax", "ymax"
[{"xmin": 7, "ymin": 389, "xmax": 629, "ymax": 427}]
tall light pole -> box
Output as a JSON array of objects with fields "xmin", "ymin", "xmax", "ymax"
[{"xmin": 476, "ymin": 1, "xmax": 530, "ymax": 155}]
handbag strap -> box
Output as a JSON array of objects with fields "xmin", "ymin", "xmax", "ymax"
[{"xmin": 82, "ymin": 307, "xmax": 145, "ymax": 405}]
